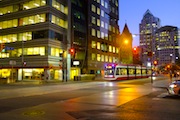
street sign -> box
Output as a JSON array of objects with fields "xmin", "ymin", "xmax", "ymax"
[{"xmin": 5, "ymin": 46, "xmax": 14, "ymax": 50}]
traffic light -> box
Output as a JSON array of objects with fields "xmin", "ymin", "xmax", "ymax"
[
  {"xmin": 153, "ymin": 60, "xmax": 158, "ymax": 66},
  {"xmin": 0, "ymin": 43, "xmax": 5, "ymax": 52},
  {"xmin": 133, "ymin": 47, "xmax": 137, "ymax": 54},
  {"xmin": 69, "ymin": 48, "xmax": 75, "ymax": 56}
]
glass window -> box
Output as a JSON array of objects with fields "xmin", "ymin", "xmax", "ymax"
[
  {"xmin": 91, "ymin": 28, "xmax": 96, "ymax": 36},
  {"xmin": 92, "ymin": 41, "xmax": 96, "ymax": 48},
  {"xmin": 101, "ymin": 10, "xmax": 104, "ymax": 17},
  {"xmin": 91, "ymin": 4, "xmax": 96, "ymax": 13},
  {"xmin": 91, "ymin": 16, "xmax": 96, "ymax": 24},
  {"xmin": 97, "ymin": 19, "xmax": 100, "ymax": 26},
  {"xmin": 97, "ymin": 42, "xmax": 100, "ymax": 49},
  {"xmin": 101, "ymin": 21, "xmax": 104, "ymax": 28},
  {"xmin": 101, "ymin": 55, "xmax": 104, "ymax": 62},
  {"xmin": 92, "ymin": 53, "xmax": 96, "ymax": 60},
  {"xmin": 97, "ymin": 54, "xmax": 101, "ymax": 61},
  {"xmin": 97, "ymin": 30, "xmax": 100, "ymax": 38},
  {"xmin": 97, "ymin": 8, "xmax": 100, "ymax": 15}
]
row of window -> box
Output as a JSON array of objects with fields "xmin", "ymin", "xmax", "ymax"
[
  {"xmin": 0, "ymin": 0, "xmax": 67, "ymax": 16},
  {"xmin": 0, "ymin": 0, "xmax": 46, "ymax": 15},
  {"xmin": 0, "ymin": 14, "xmax": 67, "ymax": 30},
  {"xmin": 0, "ymin": 47, "xmax": 64, "ymax": 58},
  {"xmin": 0, "ymin": 29, "xmax": 64, "ymax": 44},
  {"xmin": 91, "ymin": 53, "xmax": 118, "ymax": 63},
  {"xmin": 52, "ymin": 0, "xmax": 68, "ymax": 15},
  {"xmin": 0, "ymin": 14, "xmax": 45, "ymax": 29},
  {"xmin": 0, "ymin": 32, "xmax": 32, "ymax": 43},
  {"xmin": 93, "ymin": 0, "xmax": 118, "ymax": 14},
  {"xmin": 91, "ymin": 16, "xmax": 118, "ymax": 34},
  {"xmin": 91, "ymin": 28, "xmax": 117, "ymax": 41},
  {"xmin": 0, "ymin": 47, "xmax": 45, "ymax": 58},
  {"xmin": 91, "ymin": 41, "xmax": 118, "ymax": 53},
  {"xmin": 51, "ymin": 15, "xmax": 67, "ymax": 29}
]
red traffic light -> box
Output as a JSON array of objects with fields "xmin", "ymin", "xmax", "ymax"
[
  {"xmin": 133, "ymin": 47, "xmax": 137, "ymax": 51},
  {"xmin": 69, "ymin": 48, "xmax": 75, "ymax": 55}
]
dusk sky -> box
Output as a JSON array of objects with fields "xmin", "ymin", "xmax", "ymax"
[{"xmin": 119, "ymin": 0, "xmax": 180, "ymax": 47}]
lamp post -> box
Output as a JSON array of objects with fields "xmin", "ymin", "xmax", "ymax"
[{"xmin": 119, "ymin": 39, "xmax": 129, "ymax": 64}]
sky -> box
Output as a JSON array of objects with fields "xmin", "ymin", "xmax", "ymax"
[{"xmin": 118, "ymin": 0, "xmax": 180, "ymax": 47}]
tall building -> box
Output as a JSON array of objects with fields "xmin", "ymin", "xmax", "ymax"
[
  {"xmin": 139, "ymin": 9, "xmax": 161, "ymax": 66},
  {"xmin": 155, "ymin": 26, "xmax": 180, "ymax": 65},
  {"xmin": 0, "ymin": 0, "xmax": 120, "ymax": 81},
  {"xmin": 86, "ymin": 0, "xmax": 120, "ymax": 76}
]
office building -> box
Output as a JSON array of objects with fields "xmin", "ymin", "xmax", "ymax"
[
  {"xmin": 155, "ymin": 26, "xmax": 180, "ymax": 65},
  {"xmin": 0, "ymin": 0, "xmax": 120, "ymax": 81},
  {"xmin": 139, "ymin": 9, "xmax": 161, "ymax": 66}
]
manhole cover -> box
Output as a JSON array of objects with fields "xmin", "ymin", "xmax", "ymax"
[{"xmin": 23, "ymin": 110, "xmax": 45, "ymax": 116}]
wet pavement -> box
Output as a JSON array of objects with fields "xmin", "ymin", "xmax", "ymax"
[{"xmin": 0, "ymin": 76, "xmax": 179, "ymax": 120}]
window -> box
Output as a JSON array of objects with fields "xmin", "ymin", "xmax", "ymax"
[
  {"xmin": 92, "ymin": 53, "xmax": 96, "ymax": 60},
  {"xmin": 97, "ymin": 54, "xmax": 101, "ymax": 61},
  {"xmin": 91, "ymin": 4, "xmax": 96, "ymax": 13},
  {"xmin": 97, "ymin": 8, "xmax": 100, "ymax": 15},
  {"xmin": 91, "ymin": 28, "xmax": 96, "ymax": 36},
  {"xmin": 91, "ymin": 16, "xmax": 96, "ymax": 24},
  {"xmin": 92, "ymin": 41, "xmax": 96, "ymax": 48},
  {"xmin": 97, "ymin": 42, "xmax": 100, "ymax": 49}
]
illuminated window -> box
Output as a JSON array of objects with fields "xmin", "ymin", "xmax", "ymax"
[
  {"xmin": 113, "ymin": 46, "xmax": 115, "ymax": 53},
  {"xmin": 91, "ymin": 4, "xmax": 96, "ymax": 13},
  {"xmin": 97, "ymin": 19, "xmax": 100, "ymax": 26},
  {"xmin": 109, "ymin": 56, "xmax": 112, "ymax": 62},
  {"xmin": 92, "ymin": 53, "xmax": 96, "ymax": 60},
  {"xmin": 109, "ymin": 45, "xmax": 112, "ymax": 52},
  {"xmin": 51, "ymin": 15, "xmax": 67, "ymax": 29},
  {"xmin": 101, "ymin": 21, "xmax": 104, "ymax": 28},
  {"xmin": 52, "ymin": 0, "xmax": 67, "ymax": 14},
  {"xmin": 101, "ymin": 55, "xmax": 104, "ymax": 61},
  {"xmin": 92, "ymin": 41, "xmax": 96, "ymax": 48},
  {"xmin": 101, "ymin": 0, "xmax": 104, "ymax": 6},
  {"xmin": 91, "ymin": 28, "xmax": 96, "ymax": 36},
  {"xmin": 97, "ymin": 8, "xmax": 100, "ymax": 15},
  {"xmin": 101, "ymin": 10, "xmax": 104, "ymax": 17},
  {"xmin": 101, "ymin": 32, "xmax": 104, "ymax": 39},
  {"xmin": 91, "ymin": 16, "xmax": 96, "ymax": 24},
  {"xmin": 97, "ymin": 30, "xmax": 100, "ymax": 38},
  {"xmin": 97, "ymin": 54, "xmax": 101, "ymax": 61},
  {"xmin": 97, "ymin": 42, "xmax": 100, "ymax": 49}
]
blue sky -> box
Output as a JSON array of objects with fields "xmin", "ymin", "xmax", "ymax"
[{"xmin": 118, "ymin": 0, "xmax": 180, "ymax": 47}]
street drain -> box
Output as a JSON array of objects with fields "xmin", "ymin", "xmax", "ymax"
[{"xmin": 23, "ymin": 110, "xmax": 45, "ymax": 116}]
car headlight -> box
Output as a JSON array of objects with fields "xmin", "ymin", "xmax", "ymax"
[{"xmin": 169, "ymin": 84, "xmax": 178, "ymax": 88}]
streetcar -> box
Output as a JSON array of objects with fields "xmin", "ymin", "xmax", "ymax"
[{"xmin": 104, "ymin": 63, "xmax": 151, "ymax": 80}]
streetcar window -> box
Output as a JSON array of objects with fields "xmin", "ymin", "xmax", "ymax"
[
  {"xmin": 129, "ymin": 68, "xmax": 135, "ymax": 75},
  {"xmin": 120, "ymin": 68, "xmax": 127, "ymax": 75},
  {"xmin": 105, "ymin": 70, "xmax": 114, "ymax": 75},
  {"xmin": 136, "ymin": 69, "xmax": 141, "ymax": 75},
  {"xmin": 142, "ymin": 69, "xmax": 146, "ymax": 75}
]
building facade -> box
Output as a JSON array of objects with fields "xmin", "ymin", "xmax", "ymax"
[
  {"xmin": 86, "ymin": 0, "xmax": 120, "ymax": 76},
  {"xmin": 139, "ymin": 9, "xmax": 161, "ymax": 66},
  {"xmin": 0, "ymin": 0, "xmax": 120, "ymax": 81},
  {"xmin": 155, "ymin": 26, "xmax": 180, "ymax": 65}
]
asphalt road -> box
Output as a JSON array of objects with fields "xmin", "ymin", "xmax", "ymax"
[{"xmin": 0, "ymin": 76, "xmax": 179, "ymax": 120}]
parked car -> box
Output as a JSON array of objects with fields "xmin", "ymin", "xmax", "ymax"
[{"xmin": 167, "ymin": 80, "xmax": 180, "ymax": 95}]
